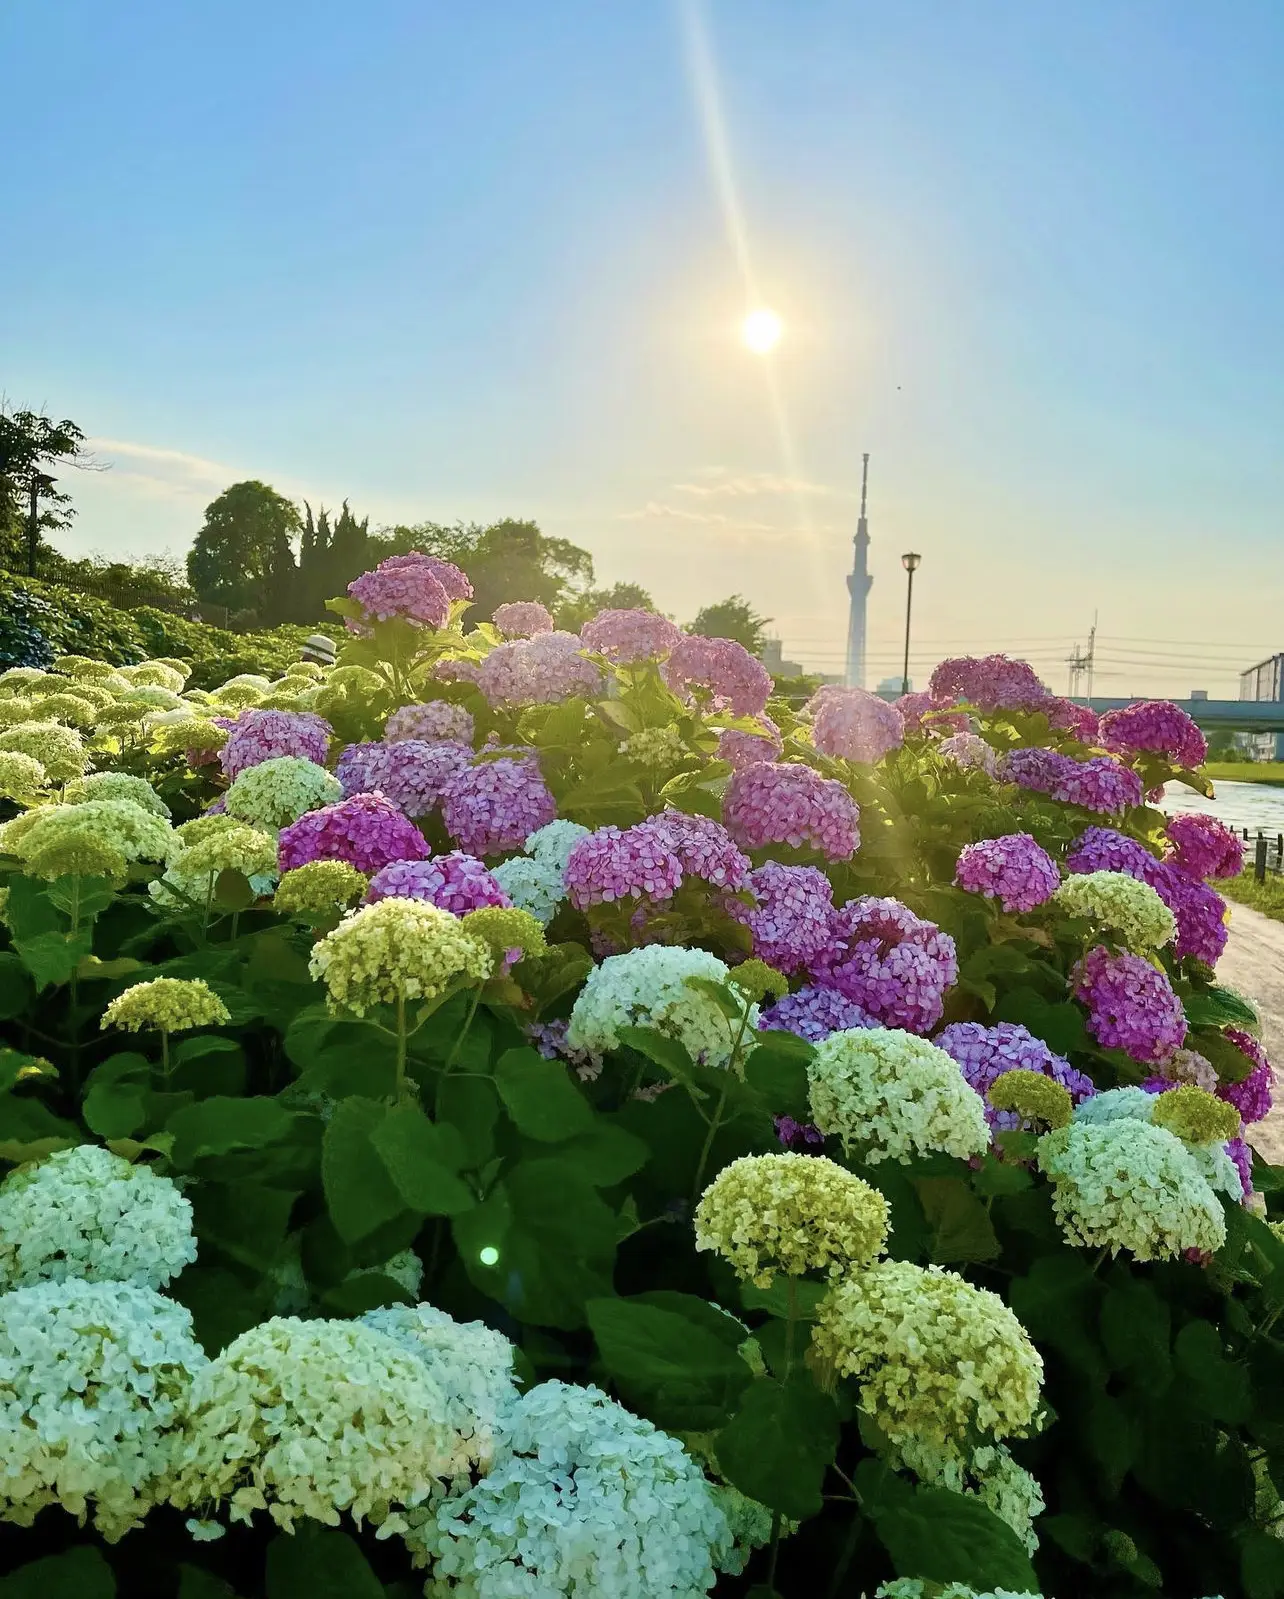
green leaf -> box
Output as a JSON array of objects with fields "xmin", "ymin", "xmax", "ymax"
[
  {"xmin": 587, "ymin": 1293, "xmax": 753, "ymax": 1430},
  {"xmin": 555, "ymin": 1121, "xmax": 650, "ymax": 1186},
  {"xmin": 743, "ymin": 1038, "xmax": 812, "ymax": 1121},
  {"xmin": 438, "ymin": 1074, "xmax": 500, "ymax": 1169},
  {"xmin": 616, "ymin": 1025, "xmax": 701, "ymax": 1087},
  {"xmin": 45, "ymin": 874, "xmax": 117, "ymax": 921},
  {"xmin": 0, "ymin": 1095, "xmax": 79, "ymax": 1162},
  {"xmin": 738, "ymin": 1278, "xmax": 828, "ymax": 1320},
  {"xmin": 1174, "ymin": 1319, "xmax": 1250, "ymax": 1423},
  {"xmin": 913, "ymin": 1175, "xmax": 1001, "ymax": 1263},
  {"xmin": 0, "ymin": 1047, "xmax": 56, "ymax": 1092},
  {"xmin": 170, "ymin": 1034, "xmax": 247, "ymax": 1098},
  {"xmin": 715, "ymin": 1374, "xmax": 839, "ymax": 1519},
  {"xmin": 0, "ymin": 951, "xmax": 35, "ymax": 1019},
  {"xmin": 168, "ymin": 1095, "xmax": 294, "ymax": 1168},
  {"xmin": 13, "ymin": 929, "xmax": 93, "ymax": 989},
  {"xmin": 1184, "ymin": 986, "xmax": 1260, "ymax": 1030},
  {"xmin": 1, "ymin": 875, "xmax": 63, "ymax": 939},
  {"xmin": 1, "ymin": 1545, "xmax": 116, "ymax": 1598},
  {"xmin": 1009, "ymin": 1251, "xmax": 1105, "ymax": 1382},
  {"xmin": 1243, "ymin": 1529, "xmax": 1284, "ymax": 1599},
  {"xmin": 170, "ymin": 1263, "xmax": 270, "ymax": 1355},
  {"xmin": 265, "ymin": 1524, "xmax": 383, "ymax": 1599},
  {"xmin": 322, "ymin": 1096, "xmax": 416, "ymax": 1246},
  {"xmin": 320, "ymin": 1271, "xmax": 415, "ymax": 1315},
  {"xmin": 285, "ymin": 1008, "xmax": 398, "ymax": 1101},
  {"xmin": 1101, "ymin": 1279, "xmax": 1171, "ymax": 1393},
  {"xmin": 994, "ymin": 987, "xmax": 1089, "ymax": 1055},
  {"xmin": 214, "ymin": 867, "xmax": 257, "ymax": 909},
  {"xmin": 370, "ymin": 1103, "xmax": 475, "ymax": 1215},
  {"xmin": 495, "ymin": 1047, "xmax": 595, "ymax": 1142},
  {"xmin": 177, "ymin": 1566, "xmax": 236, "ymax": 1599},
  {"xmin": 191, "ymin": 1182, "xmax": 297, "ymax": 1273},
  {"xmin": 869, "ymin": 1480, "xmax": 1040, "ymax": 1593},
  {"xmin": 972, "ymin": 1152, "xmax": 1033, "ymax": 1197},
  {"xmin": 518, "ymin": 942, "xmax": 595, "ymax": 1016}
]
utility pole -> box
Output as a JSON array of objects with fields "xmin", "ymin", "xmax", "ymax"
[
  {"xmin": 1067, "ymin": 616, "xmax": 1098, "ymax": 699},
  {"xmin": 26, "ymin": 471, "xmax": 54, "ymax": 579}
]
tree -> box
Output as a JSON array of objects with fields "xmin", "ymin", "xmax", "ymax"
[
  {"xmin": 556, "ymin": 581, "xmax": 659, "ymax": 632},
  {"xmin": 298, "ymin": 500, "xmax": 370, "ymax": 621},
  {"xmin": 0, "ymin": 404, "xmax": 93, "ymax": 575},
  {"xmin": 688, "ymin": 594, "xmax": 771, "ymax": 656},
  {"xmin": 187, "ymin": 481, "xmax": 302, "ymax": 623}
]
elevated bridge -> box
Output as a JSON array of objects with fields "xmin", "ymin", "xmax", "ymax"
[{"xmin": 1077, "ymin": 698, "xmax": 1284, "ymax": 733}]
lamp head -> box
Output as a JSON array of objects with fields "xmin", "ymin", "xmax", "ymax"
[{"xmin": 901, "ymin": 551, "xmax": 922, "ymax": 573}]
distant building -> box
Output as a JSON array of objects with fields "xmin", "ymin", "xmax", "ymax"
[
  {"xmin": 876, "ymin": 675, "xmax": 909, "ymax": 699},
  {"xmin": 1240, "ymin": 654, "xmax": 1284, "ymax": 760},
  {"xmin": 760, "ymin": 638, "xmax": 804, "ymax": 678}
]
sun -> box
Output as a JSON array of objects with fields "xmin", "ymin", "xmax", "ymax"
[{"xmin": 741, "ymin": 307, "xmax": 783, "ymax": 354}]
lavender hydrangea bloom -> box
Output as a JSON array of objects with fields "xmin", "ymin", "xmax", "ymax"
[
  {"xmin": 1220, "ymin": 1029, "xmax": 1274, "ymax": 1124},
  {"xmin": 759, "ymin": 983, "xmax": 877, "ymax": 1042},
  {"xmin": 1044, "ymin": 698, "xmax": 1100, "ymax": 742},
  {"xmin": 1071, "ymin": 946, "xmax": 1187, "ymax": 1064},
  {"xmin": 1004, "ymin": 748, "xmax": 1142, "ymax": 815},
  {"xmin": 348, "ymin": 556, "xmax": 452, "ymax": 628},
  {"xmin": 935, "ymin": 1021, "xmax": 1096, "ymax": 1132},
  {"xmin": 954, "ymin": 834, "xmax": 1060, "ymax": 913},
  {"xmin": 220, "ymin": 709, "xmax": 331, "ymax": 779},
  {"xmin": 278, "ymin": 792, "xmax": 429, "ymax": 874},
  {"xmin": 809, "ymin": 896, "xmax": 958, "ymax": 1035},
  {"xmin": 806, "ymin": 685, "xmax": 905, "ymax": 765},
  {"xmin": 718, "ymin": 717, "xmax": 783, "ymax": 771},
  {"xmin": 384, "ymin": 702, "xmax": 475, "ymax": 746},
  {"xmin": 930, "ymin": 654, "xmax": 1052, "ymax": 713},
  {"xmin": 1165, "ymin": 813, "xmax": 1245, "ymax": 881},
  {"xmin": 367, "ymin": 550, "xmax": 472, "ymax": 598},
  {"xmin": 579, "ymin": 609, "xmax": 683, "ymax": 664},
  {"xmin": 937, "ymin": 731, "xmax": 999, "ymax": 776},
  {"xmin": 730, "ymin": 862, "xmax": 834, "ymax": 974},
  {"xmin": 492, "ymin": 601, "xmax": 554, "ymax": 638},
  {"xmin": 1067, "ymin": 828, "xmax": 1227, "ymax": 965},
  {"xmin": 365, "ymin": 852, "xmax": 510, "ymax": 914},
  {"xmin": 563, "ymin": 825, "xmax": 683, "ymax": 909},
  {"xmin": 895, "ymin": 691, "xmax": 970, "ymax": 736},
  {"xmin": 775, "ymin": 1115, "xmax": 826, "ymax": 1151},
  {"xmin": 638, "ymin": 810, "xmax": 750, "ymax": 890},
  {"xmin": 1067, "ymin": 826, "xmax": 1161, "ymax": 879},
  {"xmin": 440, "ymin": 758, "xmax": 557, "ymax": 857},
  {"xmin": 662, "ymin": 634, "xmax": 772, "ymax": 717},
  {"xmin": 476, "ymin": 632, "xmax": 603, "ymax": 708},
  {"xmin": 1227, "ymin": 1136, "xmax": 1254, "ymax": 1197},
  {"xmin": 724, "ymin": 763, "xmax": 860, "ymax": 861},
  {"xmin": 337, "ymin": 739, "xmax": 472, "ymax": 818},
  {"xmin": 1100, "ymin": 700, "xmax": 1208, "ymax": 770}
]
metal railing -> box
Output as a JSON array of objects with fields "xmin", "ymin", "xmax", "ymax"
[{"xmin": 1241, "ymin": 829, "xmax": 1284, "ymax": 881}]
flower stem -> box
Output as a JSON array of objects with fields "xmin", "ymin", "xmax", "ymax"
[
  {"xmin": 395, "ymin": 994, "xmax": 408, "ymax": 1101},
  {"xmin": 436, "ymin": 987, "xmax": 482, "ymax": 1115},
  {"xmin": 690, "ymin": 1080, "xmax": 730, "ymax": 1205},
  {"xmin": 160, "ymin": 1029, "xmax": 171, "ymax": 1083}
]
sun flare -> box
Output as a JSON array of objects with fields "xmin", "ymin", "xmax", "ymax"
[{"xmin": 741, "ymin": 307, "xmax": 783, "ymax": 353}]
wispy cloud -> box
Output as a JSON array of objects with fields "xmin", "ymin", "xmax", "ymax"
[
  {"xmin": 672, "ymin": 469, "xmax": 838, "ymax": 499},
  {"xmin": 618, "ymin": 500, "xmax": 782, "ymax": 533},
  {"xmin": 87, "ymin": 436, "xmax": 239, "ymax": 503}
]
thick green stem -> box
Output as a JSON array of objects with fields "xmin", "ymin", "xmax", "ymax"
[{"xmin": 160, "ymin": 1030, "xmax": 171, "ymax": 1083}]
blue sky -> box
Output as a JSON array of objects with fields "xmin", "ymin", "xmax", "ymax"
[{"xmin": 3, "ymin": 0, "xmax": 1282, "ymax": 693}]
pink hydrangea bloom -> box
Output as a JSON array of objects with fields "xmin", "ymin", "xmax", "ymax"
[
  {"xmin": 384, "ymin": 701, "xmax": 475, "ymax": 745},
  {"xmin": 733, "ymin": 862, "xmax": 835, "ymax": 973},
  {"xmin": 1071, "ymin": 946, "xmax": 1187, "ymax": 1064},
  {"xmin": 440, "ymin": 757, "xmax": 557, "ymax": 857},
  {"xmin": 806, "ymin": 685, "xmax": 905, "ymax": 765},
  {"xmin": 1165, "ymin": 813, "xmax": 1244, "ymax": 881},
  {"xmin": 1043, "ymin": 698, "xmax": 1100, "ymax": 742},
  {"xmin": 723, "ymin": 762, "xmax": 860, "ymax": 861},
  {"xmin": 637, "ymin": 810, "xmax": 750, "ymax": 889},
  {"xmin": 434, "ymin": 658, "xmax": 481, "ymax": 685},
  {"xmin": 563, "ymin": 824, "xmax": 683, "ymax": 908},
  {"xmin": 760, "ymin": 983, "xmax": 877, "ymax": 1042},
  {"xmin": 929, "ymin": 655, "xmax": 1051, "ymax": 713},
  {"xmin": 938, "ymin": 731, "xmax": 999, "ymax": 776},
  {"xmin": 1220, "ymin": 1029, "xmax": 1274, "ymax": 1124},
  {"xmin": 220, "ymin": 709, "xmax": 332, "ymax": 779},
  {"xmin": 336, "ymin": 739, "xmax": 472, "ymax": 818},
  {"xmin": 492, "ymin": 601, "xmax": 554, "ymax": 638},
  {"xmin": 718, "ymin": 716, "xmax": 782, "ymax": 771},
  {"xmin": 809, "ymin": 896, "xmax": 958, "ymax": 1035},
  {"xmin": 955, "ymin": 833, "xmax": 1061, "ymax": 913},
  {"xmin": 348, "ymin": 557, "xmax": 451, "ymax": 628},
  {"xmin": 476, "ymin": 632, "xmax": 603, "ymax": 708},
  {"xmin": 365, "ymin": 852, "xmax": 510, "ymax": 914},
  {"xmin": 895, "ymin": 691, "xmax": 970, "ymax": 737},
  {"xmin": 1099, "ymin": 700, "xmax": 1208, "ymax": 770},
  {"xmin": 580, "ymin": 609, "xmax": 683, "ymax": 664},
  {"xmin": 278, "ymin": 792, "xmax": 429, "ymax": 874},
  {"xmin": 663, "ymin": 634, "xmax": 772, "ymax": 717},
  {"xmin": 373, "ymin": 551, "xmax": 473, "ymax": 601}
]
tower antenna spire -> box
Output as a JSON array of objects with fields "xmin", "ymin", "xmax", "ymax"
[
  {"xmin": 845, "ymin": 454, "xmax": 874, "ymax": 688},
  {"xmin": 859, "ymin": 452, "xmax": 870, "ymax": 519}
]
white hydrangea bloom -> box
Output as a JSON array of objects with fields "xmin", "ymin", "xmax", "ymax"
[
  {"xmin": 64, "ymin": 771, "xmax": 171, "ymax": 819},
  {"xmin": 170, "ymin": 1316, "xmax": 464, "ymax": 1532},
  {"xmin": 491, "ymin": 854, "xmax": 566, "ymax": 925},
  {"xmin": 224, "ymin": 755, "xmax": 342, "ymax": 830},
  {"xmin": 567, "ymin": 946, "xmax": 758, "ymax": 1069},
  {"xmin": 0, "ymin": 1145, "xmax": 196, "ymax": 1291},
  {"xmin": 1071, "ymin": 1085, "xmax": 1243, "ymax": 1200},
  {"xmin": 361, "ymin": 1303, "xmax": 518, "ymax": 1472},
  {"xmin": 410, "ymin": 1381, "xmax": 732, "ymax": 1599},
  {"xmin": 0, "ymin": 1279, "xmax": 206, "ymax": 1541},
  {"xmin": 807, "ymin": 1027, "xmax": 990, "ymax": 1164},
  {"xmin": 524, "ymin": 818, "xmax": 591, "ymax": 872}
]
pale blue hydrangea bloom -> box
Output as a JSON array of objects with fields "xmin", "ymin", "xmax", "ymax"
[
  {"xmin": 491, "ymin": 853, "xmax": 566, "ymax": 925},
  {"xmin": 525, "ymin": 818, "xmax": 591, "ymax": 872},
  {"xmin": 1071, "ymin": 1085, "xmax": 1243, "ymax": 1200}
]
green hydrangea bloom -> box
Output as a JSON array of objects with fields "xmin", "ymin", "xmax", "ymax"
[
  {"xmin": 1150, "ymin": 1084, "xmax": 1241, "ymax": 1145},
  {"xmin": 0, "ymin": 696, "xmax": 36, "ymax": 728},
  {"xmin": 1052, "ymin": 871, "xmax": 1176, "ymax": 951},
  {"xmin": 25, "ymin": 832, "xmax": 129, "ymax": 883},
  {"xmin": 620, "ymin": 726, "xmax": 686, "ymax": 764},
  {"xmin": 987, "ymin": 1069, "xmax": 1073, "ymax": 1131},
  {"xmin": 31, "ymin": 692, "xmax": 99, "ymax": 728},
  {"xmin": 102, "ymin": 977, "xmax": 231, "ymax": 1033},
  {"xmin": 0, "ymin": 720, "xmax": 87, "ymax": 783},
  {"xmin": 1, "ymin": 798, "xmax": 175, "ymax": 868},
  {"xmin": 175, "ymin": 814, "xmax": 242, "ymax": 848},
  {"xmin": 310, "ymin": 898, "xmax": 494, "ymax": 1016},
  {"xmin": 64, "ymin": 772, "xmax": 170, "ymax": 819},
  {"xmin": 179, "ymin": 824, "xmax": 278, "ymax": 879},
  {"xmin": 0, "ymin": 751, "xmax": 46, "ymax": 801},
  {"xmin": 119, "ymin": 661, "xmax": 186, "ymax": 693},
  {"xmin": 51, "ymin": 655, "xmax": 119, "ymax": 681},
  {"xmin": 224, "ymin": 756, "xmax": 342, "ymax": 830},
  {"xmin": 274, "ymin": 861, "xmax": 369, "ymax": 917},
  {"xmin": 460, "ymin": 906, "xmax": 547, "ymax": 962},
  {"xmin": 728, "ymin": 959, "xmax": 789, "ymax": 1003}
]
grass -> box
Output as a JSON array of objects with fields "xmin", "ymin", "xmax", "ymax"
[
  {"xmin": 1223, "ymin": 870, "xmax": 1284, "ymax": 922},
  {"xmin": 1205, "ymin": 762, "xmax": 1284, "ymax": 786}
]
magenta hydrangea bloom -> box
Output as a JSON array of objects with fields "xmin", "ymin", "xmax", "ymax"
[
  {"xmin": 348, "ymin": 557, "xmax": 451, "ymax": 628},
  {"xmin": 1004, "ymin": 748, "xmax": 1142, "ymax": 815},
  {"xmin": 1165, "ymin": 813, "xmax": 1244, "ymax": 881},
  {"xmin": 1099, "ymin": 700, "xmax": 1208, "ymax": 770},
  {"xmin": 935, "ymin": 1021, "xmax": 1096, "ymax": 1132},
  {"xmin": 372, "ymin": 551, "xmax": 473, "ymax": 601},
  {"xmin": 718, "ymin": 717, "xmax": 783, "ymax": 772},
  {"xmin": 638, "ymin": 810, "xmax": 750, "ymax": 890},
  {"xmin": 563, "ymin": 824, "xmax": 683, "ymax": 909},
  {"xmin": 491, "ymin": 601, "xmax": 554, "ymax": 638},
  {"xmin": 337, "ymin": 739, "xmax": 472, "ymax": 818},
  {"xmin": 724, "ymin": 763, "xmax": 860, "ymax": 861},
  {"xmin": 384, "ymin": 701, "xmax": 475, "ymax": 746},
  {"xmin": 938, "ymin": 731, "xmax": 999, "ymax": 777},
  {"xmin": 1043, "ymin": 698, "xmax": 1100, "ymax": 742},
  {"xmin": 1160, "ymin": 867, "xmax": 1228, "ymax": 965},
  {"xmin": 1219, "ymin": 1029, "xmax": 1274, "ymax": 1124},
  {"xmin": 220, "ymin": 709, "xmax": 332, "ymax": 779},
  {"xmin": 929, "ymin": 655, "xmax": 1051, "ymax": 713},
  {"xmin": 809, "ymin": 896, "xmax": 959, "ymax": 1035},
  {"xmin": 580, "ymin": 609, "xmax": 683, "ymax": 664},
  {"xmin": 760, "ymin": 983, "xmax": 878, "ymax": 1042},
  {"xmin": 278, "ymin": 792, "xmax": 429, "ymax": 874},
  {"xmin": 440, "ymin": 757, "xmax": 557, "ymax": 857},
  {"xmin": 733, "ymin": 862, "xmax": 835, "ymax": 973},
  {"xmin": 954, "ymin": 833, "xmax": 1060, "ymax": 913},
  {"xmin": 365, "ymin": 852, "xmax": 510, "ymax": 914},
  {"xmin": 476, "ymin": 631, "xmax": 603, "ymax": 708},
  {"xmin": 1227, "ymin": 1136, "xmax": 1253, "ymax": 1198},
  {"xmin": 1071, "ymin": 946, "xmax": 1187, "ymax": 1064},
  {"xmin": 663, "ymin": 634, "xmax": 772, "ymax": 717},
  {"xmin": 806, "ymin": 685, "xmax": 905, "ymax": 765}
]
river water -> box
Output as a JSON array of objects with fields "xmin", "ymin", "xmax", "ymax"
[{"xmin": 1160, "ymin": 779, "xmax": 1284, "ymax": 839}]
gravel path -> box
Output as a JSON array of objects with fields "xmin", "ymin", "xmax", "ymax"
[{"xmin": 1218, "ymin": 900, "xmax": 1284, "ymax": 1163}]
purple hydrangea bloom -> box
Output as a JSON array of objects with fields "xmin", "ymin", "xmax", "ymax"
[
  {"xmin": 492, "ymin": 601, "xmax": 555, "ymax": 638},
  {"xmin": 1220, "ymin": 1029, "xmax": 1274, "ymax": 1124},
  {"xmin": 934, "ymin": 1021, "xmax": 1096, "ymax": 1132},
  {"xmin": 348, "ymin": 556, "xmax": 452, "ymax": 628},
  {"xmin": 1004, "ymin": 748, "xmax": 1142, "ymax": 815},
  {"xmin": 220, "ymin": 709, "xmax": 332, "ymax": 779},
  {"xmin": 954, "ymin": 833, "xmax": 1061, "ymax": 913},
  {"xmin": 580, "ymin": 609, "xmax": 684, "ymax": 664},
  {"xmin": 476, "ymin": 632, "xmax": 603, "ymax": 708},
  {"xmin": 929, "ymin": 655, "xmax": 1052, "ymax": 713},
  {"xmin": 277, "ymin": 792, "xmax": 429, "ymax": 874},
  {"xmin": 895, "ymin": 691, "xmax": 970, "ymax": 736},
  {"xmin": 733, "ymin": 862, "xmax": 835, "ymax": 973},
  {"xmin": 527, "ymin": 1018, "xmax": 604, "ymax": 1082},
  {"xmin": 638, "ymin": 810, "xmax": 751, "ymax": 890},
  {"xmin": 1071, "ymin": 946, "xmax": 1187, "ymax": 1064},
  {"xmin": 1043, "ymin": 698, "xmax": 1100, "ymax": 742},
  {"xmin": 1165, "ymin": 813, "xmax": 1245, "ymax": 881},
  {"xmin": 775, "ymin": 1116, "xmax": 826, "ymax": 1151},
  {"xmin": 663, "ymin": 634, "xmax": 772, "ymax": 717},
  {"xmin": 759, "ymin": 983, "xmax": 877, "ymax": 1042},
  {"xmin": 1067, "ymin": 826, "xmax": 1162, "ymax": 879},
  {"xmin": 440, "ymin": 758, "xmax": 557, "ymax": 857},
  {"xmin": 806, "ymin": 685, "xmax": 905, "ymax": 765},
  {"xmin": 337, "ymin": 739, "xmax": 472, "ymax": 818},
  {"xmin": 1099, "ymin": 700, "xmax": 1208, "ymax": 770},
  {"xmin": 365, "ymin": 852, "xmax": 511, "ymax": 914},
  {"xmin": 809, "ymin": 896, "xmax": 959, "ymax": 1035},
  {"xmin": 563, "ymin": 824, "xmax": 683, "ymax": 909},
  {"xmin": 371, "ymin": 552, "xmax": 472, "ymax": 600},
  {"xmin": 384, "ymin": 701, "xmax": 475, "ymax": 746},
  {"xmin": 718, "ymin": 717, "xmax": 783, "ymax": 772},
  {"xmin": 723, "ymin": 763, "xmax": 860, "ymax": 861},
  {"xmin": 1067, "ymin": 829, "xmax": 1226, "ymax": 965},
  {"xmin": 1227, "ymin": 1136, "xmax": 1254, "ymax": 1198}
]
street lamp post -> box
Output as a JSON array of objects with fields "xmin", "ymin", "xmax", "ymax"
[{"xmin": 900, "ymin": 552, "xmax": 921, "ymax": 696}]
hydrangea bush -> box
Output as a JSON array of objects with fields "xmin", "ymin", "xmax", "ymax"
[{"xmin": 0, "ymin": 569, "xmax": 1278, "ymax": 1599}]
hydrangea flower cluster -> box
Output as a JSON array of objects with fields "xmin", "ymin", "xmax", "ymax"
[
  {"xmin": 274, "ymin": 860, "xmax": 369, "ymax": 917},
  {"xmin": 620, "ymin": 726, "xmax": 686, "ymax": 765},
  {"xmin": 0, "ymin": 724, "xmax": 92, "ymax": 786},
  {"xmin": 1165, "ymin": 812, "xmax": 1244, "ymax": 880},
  {"xmin": 103, "ymin": 978, "xmax": 231, "ymax": 1034},
  {"xmin": 734, "ymin": 861, "xmax": 835, "ymax": 972},
  {"xmin": 694, "ymin": 1153, "xmax": 890, "ymax": 1286},
  {"xmin": 64, "ymin": 771, "xmax": 170, "ymax": 818},
  {"xmin": 724, "ymin": 762, "xmax": 860, "ymax": 861},
  {"xmin": 1220, "ymin": 1028, "xmax": 1275, "ymax": 1124},
  {"xmin": 718, "ymin": 718, "xmax": 783, "ymax": 770},
  {"xmin": 440, "ymin": 758, "xmax": 557, "ymax": 856},
  {"xmin": 640, "ymin": 809, "xmax": 751, "ymax": 889},
  {"xmin": 760, "ymin": 983, "xmax": 878, "ymax": 1042},
  {"xmin": 580, "ymin": 608, "xmax": 683, "ymax": 663},
  {"xmin": 219, "ymin": 709, "xmax": 331, "ymax": 779},
  {"xmin": 278, "ymin": 792, "xmax": 430, "ymax": 873},
  {"xmin": 337, "ymin": 738, "xmax": 472, "ymax": 818},
  {"xmin": 1066, "ymin": 827, "xmax": 1228, "ymax": 965},
  {"xmin": 348, "ymin": 555, "xmax": 452, "ymax": 629},
  {"xmin": 954, "ymin": 833, "xmax": 1061, "ymax": 913},
  {"xmin": 1099, "ymin": 699, "xmax": 1208, "ymax": 770},
  {"xmin": 810, "ymin": 896, "xmax": 958, "ymax": 1033},
  {"xmin": 929, "ymin": 655, "xmax": 1052, "ymax": 713},
  {"xmin": 309, "ymin": 898, "xmax": 493, "ymax": 1015},
  {"xmin": 224, "ymin": 755, "xmax": 342, "ymax": 829},
  {"xmin": 1, "ymin": 797, "xmax": 176, "ymax": 874},
  {"xmin": 937, "ymin": 730, "xmax": 999, "ymax": 775},
  {"xmin": 567, "ymin": 945, "xmax": 757, "ymax": 1068},
  {"xmin": 0, "ymin": 749, "xmax": 46, "ymax": 801},
  {"xmin": 490, "ymin": 854, "xmax": 567, "ymax": 925},
  {"xmin": 0, "ymin": 1145, "xmax": 196, "ymax": 1290},
  {"xmin": 563, "ymin": 824, "xmax": 684, "ymax": 908},
  {"xmin": 1004, "ymin": 747, "xmax": 1143, "ymax": 815},
  {"xmin": 895, "ymin": 690, "xmax": 970, "ymax": 736},
  {"xmin": 491, "ymin": 600, "xmax": 554, "ymax": 637},
  {"xmin": 807, "ymin": 1027, "xmax": 990, "ymax": 1164},
  {"xmin": 1071, "ymin": 947, "xmax": 1187, "ymax": 1063},
  {"xmin": 662, "ymin": 633, "xmax": 773, "ymax": 717},
  {"xmin": 179, "ymin": 823, "xmax": 278, "ymax": 881},
  {"xmin": 366, "ymin": 852, "xmax": 511, "ymax": 914},
  {"xmin": 476, "ymin": 630, "xmax": 603, "ymax": 708},
  {"xmin": 807, "ymin": 685, "xmax": 905, "ymax": 764},
  {"xmin": 385, "ymin": 700, "xmax": 475, "ymax": 745},
  {"xmin": 935, "ymin": 1022, "xmax": 1095, "ymax": 1133},
  {"xmin": 1052, "ymin": 870, "xmax": 1177, "ymax": 951}
]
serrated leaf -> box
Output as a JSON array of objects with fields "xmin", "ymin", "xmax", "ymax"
[
  {"xmin": 370, "ymin": 1103, "xmax": 474, "ymax": 1215},
  {"xmin": 715, "ymin": 1375, "xmax": 839, "ymax": 1519},
  {"xmin": 495, "ymin": 1047, "xmax": 595, "ymax": 1142},
  {"xmin": 868, "ymin": 1481, "xmax": 1040, "ymax": 1592},
  {"xmin": 322, "ymin": 1096, "xmax": 415, "ymax": 1246},
  {"xmin": 14, "ymin": 929, "xmax": 93, "ymax": 989}
]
